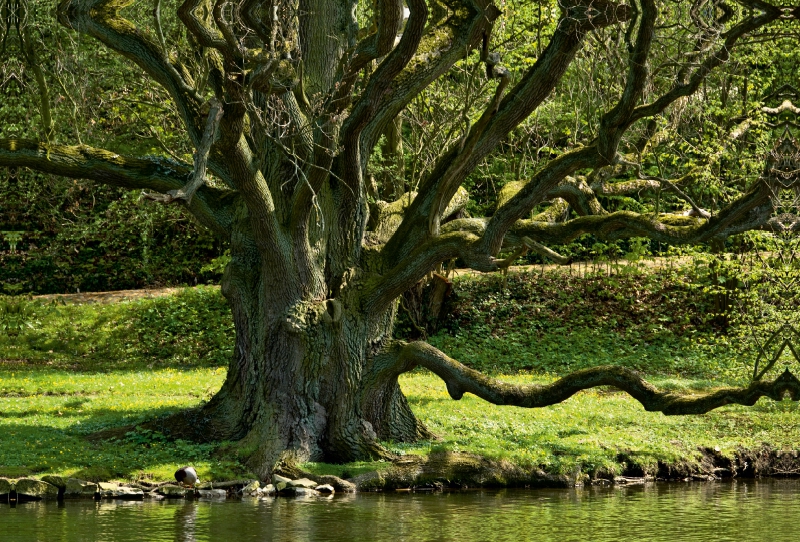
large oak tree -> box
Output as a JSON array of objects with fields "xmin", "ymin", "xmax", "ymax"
[{"xmin": 1, "ymin": 0, "xmax": 798, "ymax": 477}]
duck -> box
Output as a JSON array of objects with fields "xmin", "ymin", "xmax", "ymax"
[{"xmin": 174, "ymin": 466, "xmax": 199, "ymax": 488}]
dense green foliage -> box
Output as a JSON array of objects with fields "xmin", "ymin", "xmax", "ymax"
[
  {"xmin": 388, "ymin": 0, "xmax": 791, "ymax": 218},
  {"xmin": 396, "ymin": 257, "xmax": 782, "ymax": 381},
  {"xmin": 1, "ymin": 177, "xmax": 225, "ymax": 294},
  {"xmin": 4, "ymin": 0, "xmax": 797, "ymax": 293},
  {"xmin": 431, "ymin": 267, "xmax": 747, "ymax": 379},
  {"xmin": 0, "ymin": 0, "xmax": 222, "ymax": 294}
]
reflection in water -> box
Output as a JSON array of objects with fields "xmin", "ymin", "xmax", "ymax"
[
  {"xmin": 1, "ymin": 481, "xmax": 799, "ymax": 541},
  {"xmin": 173, "ymin": 502, "xmax": 198, "ymax": 542}
]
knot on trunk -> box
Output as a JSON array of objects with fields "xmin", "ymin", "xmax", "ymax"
[
  {"xmin": 322, "ymin": 299, "xmax": 343, "ymax": 324},
  {"xmin": 282, "ymin": 299, "xmax": 343, "ymax": 332},
  {"xmin": 282, "ymin": 301, "xmax": 318, "ymax": 332}
]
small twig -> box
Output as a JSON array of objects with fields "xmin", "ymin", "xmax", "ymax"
[
  {"xmin": 153, "ymin": 0, "xmax": 167, "ymax": 52},
  {"xmin": 147, "ymin": 126, "xmax": 186, "ymax": 162},
  {"xmin": 492, "ymin": 245, "xmax": 528, "ymax": 269},
  {"xmin": 521, "ymin": 236, "xmax": 571, "ymax": 265},
  {"xmin": 400, "ymin": 295, "xmax": 427, "ymax": 339}
]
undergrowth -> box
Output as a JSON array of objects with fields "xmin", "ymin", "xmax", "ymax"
[{"xmin": 0, "ymin": 285, "xmax": 233, "ymax": 370}]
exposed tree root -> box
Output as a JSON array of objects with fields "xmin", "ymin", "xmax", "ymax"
[{"xmin": 397, "ymin": 342, "xmax": 800, "ymax": 415}]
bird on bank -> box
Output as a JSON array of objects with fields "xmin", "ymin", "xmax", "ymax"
[{"xmin": 174, "ymin": 466, "xmax": 199, "ymax": 488}]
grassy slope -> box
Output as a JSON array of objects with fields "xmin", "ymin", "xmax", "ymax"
[
  {"xmin": 0, "ymin": 264, "xmax": 797, "ymax": 482},
  {"xmin": 423, "ymin": 264, "xmax": 753, "ymax": 380}
]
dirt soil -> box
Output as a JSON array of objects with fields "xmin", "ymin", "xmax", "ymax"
[{"xmin": 34, "ymin": 287, "xmax": 189, "ymax": 305}]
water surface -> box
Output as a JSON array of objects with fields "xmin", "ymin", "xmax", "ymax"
[{"xmin": 2, "ymin": 480, "xmax": 799, "ymax": 541}]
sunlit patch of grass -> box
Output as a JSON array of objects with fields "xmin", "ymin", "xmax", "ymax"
[{"xmin": 0, "ymin": 367, "xmax": 250, "ymax": 482}]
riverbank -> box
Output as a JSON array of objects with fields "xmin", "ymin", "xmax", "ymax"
[{"xmin": 1, "ymin": 263, "xmax": 798, "ymax": 487}]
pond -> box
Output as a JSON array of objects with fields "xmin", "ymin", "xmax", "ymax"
[{"xmin": 2, "ymin": 480, "xmax": 798, "ymax": 541}]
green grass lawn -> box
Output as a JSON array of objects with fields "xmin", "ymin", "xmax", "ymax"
[
  {"xmin": 2, "ymin": 367, "xmax": 796, "ymax": 483},
  {"xmin": 0, "ymin": 366, "xmax": 240, "ymax": 481},
  {"xmin": 1, "ymin": 264, "xmax": 797, "ymax": 483}
]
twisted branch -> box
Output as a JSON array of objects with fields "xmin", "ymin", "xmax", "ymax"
[
  {"xmin": 397, "ymin": 342, "xmax": 800, "ymax": 415},
  {"xmin": 0, "ymin": 139, "xmax": 233, "ymax": 237}
]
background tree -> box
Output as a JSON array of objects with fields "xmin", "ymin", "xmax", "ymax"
[{"xmin": 1, "ymin": 0, "xmax": 797, "ymax": 477}]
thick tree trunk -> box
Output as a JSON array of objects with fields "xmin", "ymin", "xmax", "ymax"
[
  {"xmin": 400, "ymin": 273, "xmax": 454, "ymax": 338},
  {"xmin": 168, "ymin": 221, "xmax": 430, "ymax": 478}
]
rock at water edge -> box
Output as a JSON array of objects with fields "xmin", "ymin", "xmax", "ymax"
[
  {"xmin": 240, "ymin": 480, "xmax": 260, "ymax": 496},
  {"xmin": 157, "ymin": 485, "xmax": 187, "ymax": 498},
  {"xmin": 288, "ymin": 478, "xmax": 318, "ymax": 489},
  {"xmin": 97, "ymin": 483, "xmax": 144, "ymax": 500},
  {"xmin": 198, "ymin": 489, "xmax": 227, "ymax": 499},
  {"xmin": 41, "ymin": 476, "xmax": 67, "ymax": 490},
  {"xmin": 260, "ymin": 484, "xmax": 276, "ymax": 495},
  {"xmin": 64, "ymin": 479, "xmax": 99, "ymax": 498},
  {"xmin": 16, "ymin": 479, "xmax": 59, "ymax": 500}
]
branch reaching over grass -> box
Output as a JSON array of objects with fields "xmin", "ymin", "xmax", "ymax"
[{"xmin": 396, "ymin": 342, "xmax": 800, "ymax": 415}]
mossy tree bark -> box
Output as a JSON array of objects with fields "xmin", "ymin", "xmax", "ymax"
[{"xmin": 0, "ymin": 0, "xmax": 791, "ymax": 476}]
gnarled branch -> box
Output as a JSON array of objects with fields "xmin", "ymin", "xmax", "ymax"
[
  {"xmin": 58, "ymin": 0, "xmax": 205, "ymax": 147},
  {"xmin": 395, "ymin": 342, "xmax": 800, "ymax": 415},
  {"xmin": 360, "ymin": 0, "xmax": 499, "ymax": 156},
  {"xmin": 629, "ymin": 0, "xmax": 782, "ymax": 124},
  {"xmin": 0, "ymin": 139, "xmax": 233, "ymax": 237},
  {"xmin": 383, "ymin": 1, "xmax": 631, "ymax": 268}
]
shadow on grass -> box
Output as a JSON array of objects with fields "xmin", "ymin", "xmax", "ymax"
[{"xmin": 0, "ymin": 404, "xmax": 247, "ymax": 482}]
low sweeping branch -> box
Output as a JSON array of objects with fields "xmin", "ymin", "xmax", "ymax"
[
  {"xmin": 398, "ymin": 342, "xmax": 800, "ymax": 415},
  {"xmin": 0, "ymin": 138, "xmax": 233, "ymax": 237}
]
